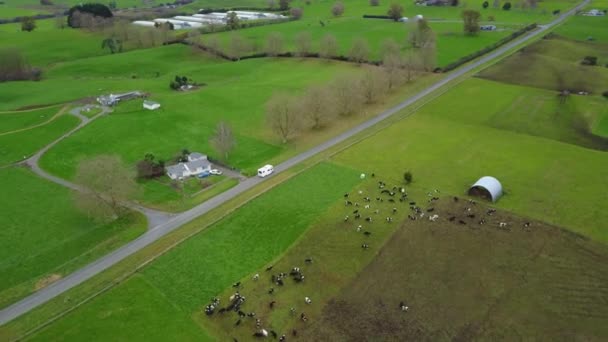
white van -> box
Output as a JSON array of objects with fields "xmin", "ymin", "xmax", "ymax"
[{"xmin": 257, "ymin": 164, "xmax": 274, "ymax": 178}]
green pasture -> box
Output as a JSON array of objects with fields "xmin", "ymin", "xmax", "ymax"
[
  {"xmin": 478, "ymin": 36, "xmax": 608, "ymax": 94},
  {"xmin": 30, "ymin": 275, "xmax": 211, "ymax": 341},
  {"xmin": 331, "ymin": 78, "xmax": 608, "ymax": 244},
  {"xmin": 286, "ymin": 0, "xmax": 577, "ymax": 24},
  {"xmin": 302, "ymin": 199, "xmax": 608, "ymax": 340},
  {"xmin": 0, "ymin": 105, "xmax": 61, "ymax": 134},
  {"xmin": 139, "ymin": 175, "xmax": 239, "ymax": 212},
  {"xmin": 202, "ymin": 17, "xmax": 514, "ymax": 66},
  {"xmin": 0, "ymin": 114, "xmax": 79, "ymax": 167},
  {"xmin": 29, "ymin": 162, "xmax": 361, "ymax": 340},
  {"xmin": 555, "ymin": 13, "xmax": 608, "ymax": 42},
  {"xmin": 0, "ymin": 167, "xmax": 146, "ymax": 308},
  {"xmin": 424, "ymin": 77, "xmax": 608, "ymax": 149},
  {"xmin": 0, "ymin": 19, "xmax": 106, "ymax": 67},
  {"xmin": 33, "ymin": 46, "xmax": 358, "ymax": 178}
]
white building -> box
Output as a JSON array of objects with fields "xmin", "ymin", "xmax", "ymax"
[
  {"xmin": 166, "ymin": 153, "xmax": 211, "ymax": 180},
  {"xmin": 582, "ymin": 9, "xmax": 605, "ymax": 16},
  {"xmin": 143, "ymin": 100, "xmax": 160, "ymax": 110}
]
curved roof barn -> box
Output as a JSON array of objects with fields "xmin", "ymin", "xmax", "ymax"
[{"xmin": 468, "ymin": 176, "xmax": 503, "ymax": 202}]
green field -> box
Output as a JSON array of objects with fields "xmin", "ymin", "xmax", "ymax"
[
  {"xmin": 202, "ymin": 17, "xmax": 515, "ymax": 67},
  {"xmin": 555, "ymin": 12, "xmax": 608, "ymax": 42},
  {"xmin": 301, "ymin": 199, "xmax": 608, "ymax": 340},
  {"xmin": 478, "ymin": 35, "xmax": 608, "ymax": 94},
  {"xmin": 28, "ymin": 162, "xmax": 362, "ymax": 340},
  {"xmin": 331, "ymin": 78, "xmax": 608, "ymax": 243},
  {"xmin": 0, "ymin": 167, "xmax": 146, "ymax": 308},
  {"xmin": 0, "ymin": 114, "xmax": 79, "ymax": 167},
  {"xmin": 0, "ymin": 105, "xmax": 61, "ymax": 134}
]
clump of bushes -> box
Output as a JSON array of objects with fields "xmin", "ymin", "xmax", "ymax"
[
  {"xmin": 169, "ymin": 75, "xmax": 202, "ymax": 90},
  {"xmin": 581, "ymin": 56, "xmax": 597, "ymax": 66},
  {"xmin": 602, "ymin": 91, "xmax": 608, "ymax": 99},
  {"xmin": 136, "ymin": 154, "xmax": 165, "ymax": 179}
]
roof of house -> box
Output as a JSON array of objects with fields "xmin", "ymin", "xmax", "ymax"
[
  {"xmin": 189, "ymin": 152, "xmax": 206, "ymax": 160},
  {"xmin": 470, "ymin": 176, "xmax": 503, "ymax": 202},
  {"xmin": 167, "ymin": 163, "xmax": 188, "ymax": 176},
  {"xmin": 185, "ymin": 159, "xmax": 210, "ymax": 171}
]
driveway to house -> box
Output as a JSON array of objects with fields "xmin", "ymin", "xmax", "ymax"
[{"xmin": 0, "ymin": 0, "xmax": 589, "ymax": 326}]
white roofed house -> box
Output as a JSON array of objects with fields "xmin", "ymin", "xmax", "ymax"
[
  {"xmin": 143, "ymin": 100, "xmax": 161, "ymax": 110},
  {"xmin": 166, "ymin": 152, "xmax": 211, "ymax": 180}
]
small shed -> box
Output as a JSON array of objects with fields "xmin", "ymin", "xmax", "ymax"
[
  {"xmin": 468, "ymin": 176, "xmax": 503, "ymax": 202},
  {"xmin": 143, "ymin": 100, "xmax": 161, "ymax": 110}
]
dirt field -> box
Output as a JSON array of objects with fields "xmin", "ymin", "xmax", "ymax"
[{"xmin": 299, "ymin": 198, "xmax": 608, "ymax": 341}]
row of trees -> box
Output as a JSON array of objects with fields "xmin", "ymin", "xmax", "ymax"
[
  {"xmin": 265, "ymin": 47, "xmax": 429, "ymax": 143},
  {"xmin": 200, "ymin": 19, "xmax": 436, "ymax": 68}
]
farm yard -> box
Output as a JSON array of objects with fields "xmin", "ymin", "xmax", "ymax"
[{"xmin": 1, "ymin": 0, "xmax": 607, "ymax": 340}]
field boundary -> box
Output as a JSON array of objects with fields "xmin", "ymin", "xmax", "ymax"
[{"xmin": 0, "ymin": 105, "xmax": 68, "ymax": 137}]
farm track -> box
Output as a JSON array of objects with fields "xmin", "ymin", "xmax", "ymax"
[{"xmin": 0, "ymin": 0, "xmax": 590, "ymax": 326}]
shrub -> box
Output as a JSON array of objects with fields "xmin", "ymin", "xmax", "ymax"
[
  {"xmin": 40, "ymin": 0, "xmax": 53, "ymax": 5},
  {"xmin": 487, "ymin": 15, "xmax": 495, "ymax": 21},
  {"xmin": 67, "ymin": 3, "xmax": 113, "ymax": 28},
  {"xmin": 404, "ymin": 171, "xmax": 413, "ymax": 184},
  {"xmin": 581, "ymin": 56, "xmax": 597, "ymax": 66},
  {"xmin": 21, "ymin": 16, "xmax": 36, "ymax": 31},
  {"xmin": 331, "ymin": 1, "xmax": 345, "ymax": 16},
  {"xmin": 602, "ymin": 91, "xmax": 608, "ymax": 98},
  {"xmin": 370, "ymin": 0, "xmax": 380, "ymax": 6},
  {"xmin": 502, "ymin": 2, "xmax": 511, "ymax": 10},
  {"xmin": 482, "ymin": 1, "xmax": 489, "ymax": 8},
  {"xmin": 290, "ymin": 7, "xmax": 303, "ymax": 19}
]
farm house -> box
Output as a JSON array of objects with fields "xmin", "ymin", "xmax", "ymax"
[{"xmin": 468, "ymin": 176, "xmax": 503, "ymax": 202}]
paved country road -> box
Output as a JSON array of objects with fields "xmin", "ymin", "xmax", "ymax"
[{"xmin": 0, "ymin": 0, "xmax": 588, "ymax": 326}]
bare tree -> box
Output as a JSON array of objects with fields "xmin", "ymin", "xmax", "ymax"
[
  {"xmin": 319, "ymin": 34, "xmax": 338, "ymax": 58},
  {"xmin": 462, "ymin": 9, "xmax": 481, "ymax": 35},
  {"xmin": 73, "ymin": 155, "xmax": 137, "ymax": 222},
  {"xmin": 370, "ymin": 0, "xmax": 380, "ymax": 6},
  {"xmin": 380, "ymin": 38, "xmax": 400, "ymax": 59},
  {"xmin": 331, "ymin": 76, "xmax": 364, "ymax": 116},
  {"xmin": 264, "ymin": 32, "xmax": 284, "ymax": 56},
  {"xmin": 210, "ymin": 121, "xmax": 236, "ymax": 161},
  {"xmin": 290, "ymin": 7, "xmax": 303, "ymax": 19},
  {"xmin": 227, "ymin": 12, "xmax": 240, "ymax": 30},
  {"xmin": 387, "ymin": 3, "xmax": 404, "ymax": 21},
  {"xmin": 382, "ymin": 51, "xmax": 404, "ymax": 90},
  {"xmin": 301, "ymin": 85, "xmax": 337, "ymax": 129},
  {"xmin": 55, "ymin": 13, "xmax": 66, "ymax": 29},
  {"xmin": 229, "ymin": 34, "xmax": 247, "ymax": 60},
  {"xmin": 493, "ymin": 0, "xmax": 500, "ymax": 8},
  {"xmin": 265, "ymin": 94, "xmax": 302, "ymax": 143},
  {"xmin": 349, "ymin": 38, "xmax": 370, "ymax": 64},
  {"xmin": 331, "ymin": 1, "xmax": 345, "ymax": 16},
  {"xmin": 402, "ymin": 50, "xmax": 421, "ymax": 82},
  {"xmin": 359, "ymin": 68, "xmax": 389, "ymax": 104},
  {"xmin": 295, "ymin": 31, "xmax": 312, "ymax": 57},
  {"xmin": 407, "ymin": 18, "xmax": 434, "ymax": 48}
]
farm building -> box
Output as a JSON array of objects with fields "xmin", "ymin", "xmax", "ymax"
[
  {"xmin": 582, "ymin": 9, "xmax": 605, "ymax": 16},
  {"xmin": 468, "ymin": 176, "xmax": 503, "ymax": 202},
  {"xmin": 143, "ymin": 100, "xmax": 161, "ymax": 110},
  {"xmin": 96, "ymin": 91, "xmax": 143, "ymax": 106},
  {"xmin": 166, "ymin": 152, "xmax": 211, "ymax": 180}
]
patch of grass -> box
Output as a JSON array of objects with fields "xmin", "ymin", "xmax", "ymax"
[
  {"xmin": 0, "ymin": 105, "xmax": 61, "ymax": 134},
  {"xmin": 420, "ymin": 77, "xmax": 608, "ymax": 149},
  {"xmin": 555, "ymin": 14, "xmax": 608, "ymax": 43},
  {"xmin": 595, "ymin": 112, "xmax": 608, "ymax": 137},
  {"xmin": 30, "ymin": 275, "xmax": 211, "ymax": 341},
  {"xmin": 331, "ymin": 87, "xmax": 608, "ymax": 244},
  {"xmin": 202, "ymin": 18, "xmax": 515, "ymax": 67},
  {"xmin": 26, "ymin": 162, "xmax": 361, "ymax": 339},
  {"xmin": 301, "ymin": 199, "xmax": 608, "ymax": 340},
  {"xmin": 0, "ymin": 167, "xmax": 147, "ymax": 308},
  {"xmin": 138, "ymin": 176, "xmax": 240, "ymax": 213},
  {"xmin": 0, "ymin": 114, "xmax": 79, "ymax": 167},
  {"xmin": 0, "ymin": 19, "xmax": 107, "ymax": 67},
  {"xmin": 478, "ymin": 36, "xmax": 608, "ymax": 94}
]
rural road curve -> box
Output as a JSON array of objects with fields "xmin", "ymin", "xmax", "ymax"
[
  {"xmin": 24, "ymin": 105, "xmax": 174, "ymax": 228},
  {"xmin": 0, "ymin": 0, "xmax": 588, "ymax": 326}
]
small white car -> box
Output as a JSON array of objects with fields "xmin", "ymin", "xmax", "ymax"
[{"xmin": 209, "ymin": 169, "xmax": 223, "ymax": 175}]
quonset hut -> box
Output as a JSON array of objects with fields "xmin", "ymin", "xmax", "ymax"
[{"xmin": 468, "ymin": 176, "xmax": 503, "ymax": 202}]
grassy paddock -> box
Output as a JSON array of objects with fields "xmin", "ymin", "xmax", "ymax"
[
  {"xmin": 0, "ymin": 105, "xmax": 61, "ymax": 134},
  {"xmin": 301, "ymin": 198, "xmax": 608, "ymax": 340},
  {"xmin": 23, "ymin": 162, "xmax": 361, "ymax": 340},
  {"xmin": 0, "ymin": 167, "xmax": 147, "ymax": 308},
  {"xmin": 0, "ymin": 114, "xmax": 79, "ymax": 167}
]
